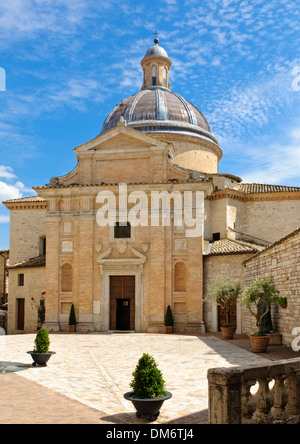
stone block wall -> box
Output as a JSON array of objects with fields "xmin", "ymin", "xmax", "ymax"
[
  {"xmin": 242, "ymin": 229, "xmax": 300, "ymax": 346},
  {"xmin": 7, "ymin": 267, "xmax": 45, "ymax": 334},
  {"xmin": 203, "ymin": 253, "xmax": 253, "ymax": 333}
]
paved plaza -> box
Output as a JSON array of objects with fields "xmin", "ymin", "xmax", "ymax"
[{"xmin": 0, "ymin": 333, "xmax": 273, "ymax": 424}]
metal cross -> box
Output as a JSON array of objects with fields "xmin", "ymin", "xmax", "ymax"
[{"xmin": 153, "ymin": 31, "xmax": 160, "ymax": 39}]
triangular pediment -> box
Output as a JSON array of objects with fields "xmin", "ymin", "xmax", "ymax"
[
  {"xmin": 97, "ymin": 245, "xmax": 147, "ymax": 265},
  {"xmin": 74, "ymin": 125, "xmax": 168, "ymax": 154}
]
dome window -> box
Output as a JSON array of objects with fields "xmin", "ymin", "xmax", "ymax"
[
  {"xmin": 151, "ymin": 65, "xmax": 157, "ymax": 86},
  {"xmin": 163, "ymin": 67, "xmax": 167, "ymax": 87}
]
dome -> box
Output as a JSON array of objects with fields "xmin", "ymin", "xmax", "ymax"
[
  {"xmin": 101, "ymin": 86, "xmax": 217, "ymax": 144},
  {"xmin": 144, "ymin": 43, "xmax": 170, "ymax": 60}
]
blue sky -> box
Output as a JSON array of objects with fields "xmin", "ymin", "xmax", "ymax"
[{"xmin": 0, "ymin": 0, "xmax": 299, "ymax": 249}]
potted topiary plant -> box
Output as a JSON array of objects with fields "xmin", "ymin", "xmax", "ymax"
[
  {"xmin": 68, "ymin": 303, "xmax": 77, "ymax": 332},
  {"xmin": 242, "ymin": 277, "xmax": 280, "ymax": 352},
  {"xmin": 164, "ymin": 305, "xmax": 174, "ymax": 334},
  {"xmin": 27, "ymin": 328, "xmax": 56, "ymax": 366},
  {"xmin": 204, "ymin": 280, "xmax": 241, "ymax": 340},
  {"xmin": 124, "ymin": 353, "xmax": 172, "ymax": 421}
]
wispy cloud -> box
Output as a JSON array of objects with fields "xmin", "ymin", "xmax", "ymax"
[
  {"xmin": 207, "ymin": 61, "xmax": 299, "ymax": 143},
  {"xmin": 0, "ymin": 166, "xmax": 34, "ymax": 202},
  {"xmin": 0, "ymin": 166, "xmax": 17, "ymax": 180}
]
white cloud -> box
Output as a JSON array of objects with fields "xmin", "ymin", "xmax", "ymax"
[
  {"xmin": 0, "ymin": 181, "xmax": 23, "ymax": 201},
  {"xmin": 207, "ymin": 62, "xmax": 298, "ymax": 141},
  {"xmin": 0, "ymin": 166, "xmax": 17, "ymax": 179},
  {"xmin": 0, "ymin": 166, "xmax": 34, "ymax": 202}
]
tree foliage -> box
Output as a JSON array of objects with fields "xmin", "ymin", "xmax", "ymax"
[
  {"xmin": 164, "ymin": 305, "xmax": 174, "ymax": 327},
  {"xmin": 69, "ymin": 304, "xmax": 77, "ymax": 326},
  {"xmin": 205, "ymin": 280, "xmax": 241, "ymax": 326},
  {"xmin": 34, "ymin": 328, "xmax": 50, "ymax": 354},
  {"xmin": 130, "ymin": 353, "xmax": 167, "ymax": 399}
]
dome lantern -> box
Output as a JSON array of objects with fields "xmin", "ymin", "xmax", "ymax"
[{"xmin": 141, "ymin": 38, "xmax": 172, "ymax": 91}]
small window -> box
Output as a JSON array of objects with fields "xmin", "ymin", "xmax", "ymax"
[
  {"xmin": 151, "ymin": 65, "xmax": 157, "ymax": 86},
  {"xmin": 163, "ymin": 67, "xmax": 167, "ymax": 87},
  {"xmin": 213, "ymin": 232, "xmax": 221, "ymax": 241},
  {"xmin": 114, "ymin": 222, "xmax": 131, "ymax": 239},
  {"xmin": 18, "ymin": 274, "xmax": 24, "ymax": 287},
  {"xmin": 39, "ymin": 237, "xmax": 46, "ymax": 256}
]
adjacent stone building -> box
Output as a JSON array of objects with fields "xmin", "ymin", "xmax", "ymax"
[
  {"xmin": 3, "ymin": 39, "xmax": 300, "ymax": 338},
  {"xmin": 242, "ymin": 228, "xmax": 300, "ymax": 346}
]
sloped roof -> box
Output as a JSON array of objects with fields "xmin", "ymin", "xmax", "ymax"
[
  {"xmin": 7, "ymin": 255, "xmax": 46, "ymax": 270},
  {"xmin": 3, "ymin": 196, "xmax": 46, "ymax": 204},
  {"xmin": 205, "ymin": 239, "xmax": 264, "ymax": 256},
  {"xmin": 238, "ymin": 183, "xmax": 300, "ymax": 194}
]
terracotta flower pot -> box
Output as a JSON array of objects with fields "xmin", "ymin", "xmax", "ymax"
[
  {"xmin": 220, "ymin": 326, "xmax": 236, "ymax": 340},
  {"xmin": 249, "ymin": 335, "xmax": 270, "ymax": 353},
  {"xmin": 68, "ymin": 325, "xmax": 76, "ymax": 332},
  {"xmin": 165, "ymin": 326, "xmax": 173, "ymax": 334}
]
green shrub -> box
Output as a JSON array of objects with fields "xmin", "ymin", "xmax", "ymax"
[
  {"xmin": 164, "ymin": 305, "xmax": 174, "ymax": 327},
  {"xmin": 69, "ymin": 304, "xmax": 77, "ymax": 326},
  {"xmin": 34, "ymin": 328, "xmax": 50, "ymax": 354},
  {"xmin": 130, "ymin": 353, "xmax": 167, "ymax": 399}
]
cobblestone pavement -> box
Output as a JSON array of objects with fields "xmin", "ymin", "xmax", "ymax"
[{"xmin": 0, "ymin": 333, "xmax": 271, "ymax": 424}]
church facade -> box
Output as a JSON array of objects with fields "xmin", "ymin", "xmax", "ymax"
[{"xmin": 4, "ymin": 39, "xmax": 300, "ymax": 337}]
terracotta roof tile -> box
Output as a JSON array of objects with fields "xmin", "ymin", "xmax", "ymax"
[
  {"xmin": 238, "ymin": 183, "xmax": 300, "ymax": 194},
  {"xmin": 205, "ymin": 239, "xmax": 264, "ymax": 256},
  {"xmin": 3, "ymin": 196, "xmax": 46, "ymax": 204}
]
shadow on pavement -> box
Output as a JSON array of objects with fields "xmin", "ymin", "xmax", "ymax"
[{"xmin": 0, "ymin": 361, "xmax": 32, "ymax": 374}]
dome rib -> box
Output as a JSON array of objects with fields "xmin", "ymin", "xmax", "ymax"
[{"xmin": 171, "ymin": 92, "xmax": 198, "ymax": 126}]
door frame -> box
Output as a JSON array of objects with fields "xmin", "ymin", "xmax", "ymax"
[
  {"xmin": 97, "ymin": 248, "xmax": 147, "ymax": 332},
  {"xmin": 110, "ymin": 275, "xmax": 136, "ymax": 331},
  {"xmin": 211, "ymin": 301, "xmax": 242, "ymax": 334},
  {"xmin": 16, "ymin": 298, "xmax": 25, "ymax": 331}
]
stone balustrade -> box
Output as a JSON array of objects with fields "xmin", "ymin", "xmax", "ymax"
[{"xmin": 208, "ymin": 359, "xmax": 300, "ymax": 424}]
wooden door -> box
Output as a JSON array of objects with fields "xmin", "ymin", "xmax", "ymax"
[
  {"xmin": 17, "ymin": 298, "xmax": 25, "ymax": 331},
  {"xmin": 110, "ymin": 276, "xmax": 135, "ymax": 330},
  {"xmin": 116, "ymin": 299, "xmax": 131, "ymax": 330},
  {"xmin": 218, "ymin": 303, "xmax": 237, "ymax": 330}
]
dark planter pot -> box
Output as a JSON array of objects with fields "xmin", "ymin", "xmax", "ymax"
[
  {"xmin": 124, "ymin": 391, "xmax": 172, "ymax": 421},
  {"xmin": 220, "ymin": 326, "xmax": 236, "ymax": 340},
  {"xmin": 249, "ymin": 335, "xmax": 270, "ymax": 353},
  {"xmin": 279, "ymin": 303, "xmax": 287, "ymax": 309},
  {"xmin": 27, "ymin": 351, "xmax": 56, "ymax": 367}
]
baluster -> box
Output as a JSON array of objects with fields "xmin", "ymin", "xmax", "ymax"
[
  {"xmin": 241, "ymin": 379, "xmax": 257, "ymax": 424},
  {"xmin": 285, "ymin": 371, "xmax": 300, "ymax": 421},
  {"xmin": 254, "ymin": 378, "xmax": 274, "ymax": 424},
  {"xmin": 271, "ymin": 375, "xmax": 289, "ymax": 423}
]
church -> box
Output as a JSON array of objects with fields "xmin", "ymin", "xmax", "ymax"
[{"xmin": 3, "ymin": 39, "xmax": 300, "ymax": 339}]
